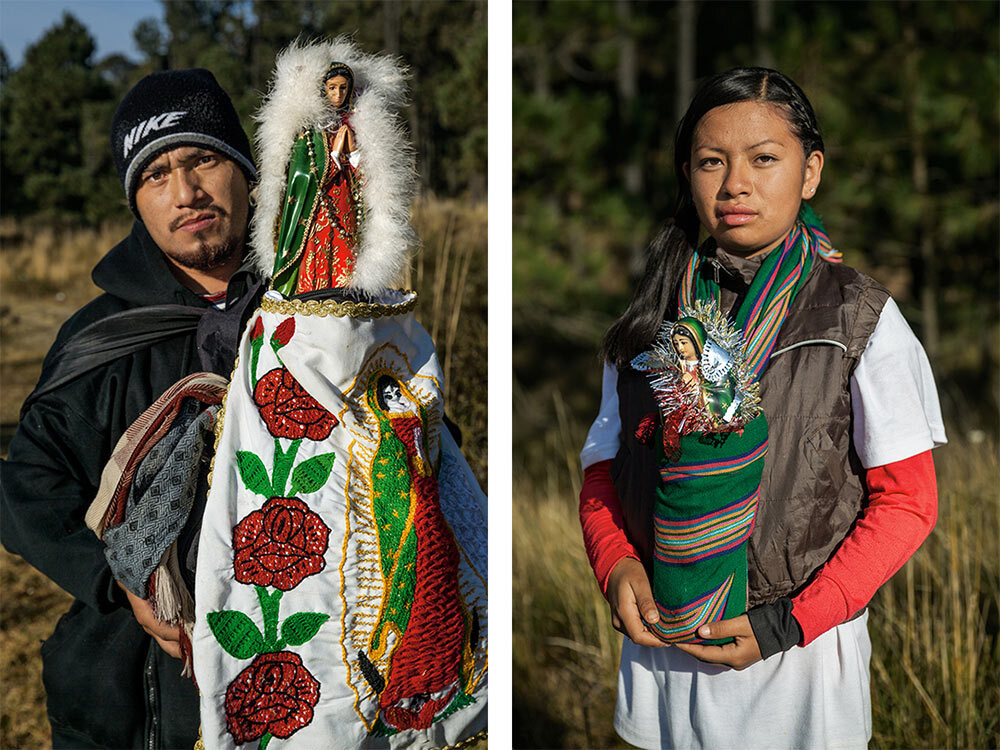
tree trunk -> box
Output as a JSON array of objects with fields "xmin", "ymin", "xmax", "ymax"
[
  {"xmin": 754, "ymin": 0, "xmax": 775, "ymax": 68},
  {"xmin": 533, "ymin": 2, "xmax": 550, "ymax": 98},
  {"xmin": 617, "ymin": 0, "xmax": 641, "ymax": 197},
  {"xmin": 383, "ymin": 0, "xmax": 399, "ymax": 55},
  {"xmin": 903, "ymin": 9, "xmax": 938, "ymax": 361},
  {"xmin": 675, "ymin": 0, "xmax": 696, "ymax": 127}
]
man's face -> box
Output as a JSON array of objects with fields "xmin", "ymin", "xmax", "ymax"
[{"xmin": 134, "ymin": 146, "xmax": 249, "ymax": 273}]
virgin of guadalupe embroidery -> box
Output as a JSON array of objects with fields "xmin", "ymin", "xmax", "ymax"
[
  {"xmin": 632, "ymin": 300, "xmax": 760, "ymax": 442},
  {"xmin": 632, "ymin": 299, "xmax": 766, "ymax": 643},
  {"xmin": 339, "ymin": 349, "xmax": 484, "ymax": 736}
]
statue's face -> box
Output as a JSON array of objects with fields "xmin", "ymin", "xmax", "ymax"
[
  {"xmin": 672, "ymin": 333, "xmax": 697, "ymax": 362},
  {"xmin": 325, "ymin": 75, "xmax": 350, "ymax": 108},
  {"xmin": 382, "ymin": 381, "xmax": 409, "ymax": 413}
]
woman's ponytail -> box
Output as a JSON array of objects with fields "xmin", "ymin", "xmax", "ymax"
[{"xmin": 601, "ymin": 199, "xmax": 699, "ymax": 370}]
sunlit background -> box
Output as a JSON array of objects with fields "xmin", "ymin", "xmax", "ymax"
[
  {"xmin": 512, "ymin": 2, "xmax": 998, "ymax": 747},
  {"xmin": 0, "ymin": 3, "xmax": 485, "ymax": 747}
]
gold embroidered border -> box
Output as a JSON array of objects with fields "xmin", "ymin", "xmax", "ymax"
[
  {"xmin": 438, "ymin": 729, "xmax": 488, "ymax": 750},
  {"xmin": 259, "ymin": 291, "xmax": 417, "ymax": 318},
  {"xmin": 204, "ymin": 334, "xmax": 242, "ymax": 496}
]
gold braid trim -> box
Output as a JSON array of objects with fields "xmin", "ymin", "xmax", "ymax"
[
  {"xmin": 195, "ymin": 727, "xmax": 485, "ymax": 749},
  {"xmin": 437, "ymin": 729, "xmax": 488, "ymax": 750},
  {"xmin": 259, "ymin": 291, "xmax": 418, "ymax": 318}
]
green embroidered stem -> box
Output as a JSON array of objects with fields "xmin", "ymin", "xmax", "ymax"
[
  {"xmin": 259, "ymin": 732, "xmax": 273, "ymax": 750},
  {"xmin": 250, "ymin": 337, "xmax": 263, "ymax": 387},
  {"xmin": 256, "ymin": 586, "xmax": 283, "ymax": 650},
  {"xmin": 271, "ymin": 438, "xmax": 301, "ymax": 497}
]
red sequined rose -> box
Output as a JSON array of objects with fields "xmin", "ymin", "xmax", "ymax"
[
  {"xmin": 272, "ymin": 317, "xmax": 295, "ymax": 347},
  {"xmin": 249, "ymin": 316, "xmax": 264, "ymax": 341},
  {"xmin": 225, "ymin": 651, "xmax": 320, "ymax": 744},
  {"xmin": 253, "ymin": 367, "xmax": 337, "ymax": 440},
  {"xmin": 233, "ymin": 497, "xmax": 330, "ymax": 590}
]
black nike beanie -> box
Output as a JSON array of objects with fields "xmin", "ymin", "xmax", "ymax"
[{"xmin": 111, "ymin": 68, "xmax": 256, "ymax": 216}]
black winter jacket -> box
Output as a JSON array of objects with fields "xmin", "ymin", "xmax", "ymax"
[{"xmin": 1, "ymin": 221, "xmax": 259, "ymax": 749}]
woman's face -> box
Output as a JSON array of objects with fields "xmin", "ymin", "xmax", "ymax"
[
  {"xmin": 672, "ymin": 333, "xmax": 697, "ymax": 362},
  {"xmin": 381, "ymin": 381, "xmax": 409, "ymax": 413},
  {"xmin": 684, "ymin": 101, "xmax": 823, "ymax": 257},
  {"xmin": 325, "ymin": 75, "xmax": 350, "ymax": 108}
]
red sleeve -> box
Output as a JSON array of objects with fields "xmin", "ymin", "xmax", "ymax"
[
  {"xmin": 578, "ymin": 459, "xmax": 640, "ymax": 597},
  {"xmin": 791, "ymin": 450, "xmax": 938, "ymax": 645}
]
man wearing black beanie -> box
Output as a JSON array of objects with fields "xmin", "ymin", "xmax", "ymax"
[
  {"xmin": 1, "ymin": 69, "xmax": 259, "ymax": 749},
  {"xmin": 111, "ymin": 67, "xmax": 258, "ymax": 295}
]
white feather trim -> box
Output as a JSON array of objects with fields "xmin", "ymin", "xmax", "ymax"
[{"xmin": 250, "ymin": 38, "xmax": 417, "ymax": 293}]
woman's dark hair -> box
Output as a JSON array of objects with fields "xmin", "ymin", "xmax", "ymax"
[
  {"xmin": 323, "ymin": 62, "xmax": 355, "ymax": 109},
  {"xmin": 375, "ymin": 374, "xmax": 399, "ymax": 411},
  {"xmin": 601, "ymin": 67, "xmax": 824, "ymax": 369}
]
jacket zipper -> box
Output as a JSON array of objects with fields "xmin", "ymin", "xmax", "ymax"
[{"xmin": 145, "ymin": 648, "xmax": 158, "ymax": 750}]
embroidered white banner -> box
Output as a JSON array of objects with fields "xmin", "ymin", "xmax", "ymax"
[{"xmin": 194, "ymin": 291, "xmax": 487, "ymax": 749}]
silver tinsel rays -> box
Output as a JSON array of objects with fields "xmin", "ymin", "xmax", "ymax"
[{"xmin": 631, "ymin": 299, "xmax": 761, "ymax": 432}]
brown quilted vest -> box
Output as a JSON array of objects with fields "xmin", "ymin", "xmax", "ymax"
[{"xmin": 611, "ymin": 256, "xmax": 890, "ymax": 607}]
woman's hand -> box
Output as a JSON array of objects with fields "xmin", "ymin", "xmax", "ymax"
[
  {"xmin": 605, "ymin": 558, "xmax": 666, "ymax": 647},
  {"xmin": 118, "ymin": 582, "xmax": 183, "ymax": 659},
  {"xmin": 332, "ymin": 125, "xmax": 354, "ymax": 158},
  {"xmin": 674, "ymin": 614, "xmax": 762, "ymax": 670}
]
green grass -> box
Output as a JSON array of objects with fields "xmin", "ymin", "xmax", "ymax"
[
  {"xmin": 0, "ymin": 198, "xmax": 487, "ymax": 748},
  {"xmin": 513, "ymin": 428, "xmax": 999, "ymax": 749}
]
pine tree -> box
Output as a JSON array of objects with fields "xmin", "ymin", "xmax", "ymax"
[{"xmin": 3, "ymin": 13, "xmax": 113, "ymax": 218}]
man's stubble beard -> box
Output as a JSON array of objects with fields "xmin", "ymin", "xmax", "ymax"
[
  {"xmin": 175, "ymin": 235, "xmax": 242, "ymax": 272},
  {"xmin": 165, "ymin": 205, "xmax": 244, "ymax": 272}
]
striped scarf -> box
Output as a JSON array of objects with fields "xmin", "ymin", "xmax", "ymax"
[
  {"xmin": 679, "ymin": 203, "xmax": 840, "ymax": 382},
  {"xmin": 649, "ymin": 206, "xmax": 839, "ymax": 643}
]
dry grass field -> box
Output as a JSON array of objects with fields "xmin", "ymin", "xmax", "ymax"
[
  {"xmin": 0, "ymin": 199, "xmax": 487, "ymax": 749},
  {"xmin": 512, "ymin": 392, "xmax": 1000, "ymax": 749}
]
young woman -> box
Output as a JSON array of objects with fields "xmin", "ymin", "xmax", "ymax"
[{"xmin": 579, "ymin": 67, "xmax": 945, "ymax": 748}]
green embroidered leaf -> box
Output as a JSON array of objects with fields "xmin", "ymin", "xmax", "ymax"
[
  {"xmin": 249, "ymin": 337, "xmax": 264, "ymax": 388},
  {"xmin": 236, "ymin": 451, "xmax": 272, "ymax": 496},
  {"xmin": 207, "ymin": 611, "xmax": 264, "ymax": 659},
  {"xmin": 280, "ymin": 612, "xmax": 330, "ymax": 646},
  {"xmin": 289, "ymin": 452, "xmax": 336, "ymax": 495}
]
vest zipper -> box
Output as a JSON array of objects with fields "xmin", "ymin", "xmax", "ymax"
[
  {"xmin": 770, "ymin": 339, "xmax": 847, "ymax": 358},
  {"xmin": 707, "ymin": 257, "xmax": 723, "ymax": 284}
]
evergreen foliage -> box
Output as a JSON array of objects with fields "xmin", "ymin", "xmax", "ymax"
[
  {"xmin": 0, "ymin": 0, "xmax": 486, "ymax": 225},
  {"xmin": 2, "ymin": 14, "xmax": 116, "ymax": 219},
  {"xmin": 512, "ymin": 0, "xmax": 999, "ymax": 473}
]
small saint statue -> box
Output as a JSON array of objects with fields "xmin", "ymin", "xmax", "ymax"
[{"xmin": 271, "ymin": 63, "xmax": 362, "ymax": 295}]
